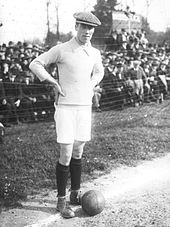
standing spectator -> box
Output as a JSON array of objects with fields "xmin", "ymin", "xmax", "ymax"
[
  {"xmin": 101, "ymin": 58, "xmax": 116, "ymax": 109},
  {"xmin": 129, "ymin": 59, "xmax": 146, "ymax": 106},
  {"xmin": 29, "ymin": 12, "xmax": 104, "ymax": 218},
  {"xmin": 124, "ymin": 70, "xmax": 136, "ymax": 106},
  {"xmin": 157, "ymin": 62, "xmax": 168, "ymax": 102},
  {"xmin": 120, "ymin": 28, "xmax": 128, "ymax": 51},
  {"xmin": 149, "ymin": 61, "xmax": 160, "ymax": 103},
  {"xmin": 92, "ymin": 83, "xmax": 103, "ymax": 112},
  {"xmin": 116, "ymin": 31, "xmax": 123, "ymax": 50}
]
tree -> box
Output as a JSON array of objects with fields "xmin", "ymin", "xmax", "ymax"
[
  {"xmin": 45, "ymin": 0, "xmax": 61, "ymax": 46},
  {"xmin": 140, "ymin": 16, "xmax": 150, "ymax": 34},
  {"xmin": 140, "ymin": 16, "xmax": 165, "ymax": 45},
  {"xmin": 54, "ymin": 0, "xmax": 60, "ymax": 41},
  {"xmin": 45, "ymin": 0, "xmax": 51, "ymax": 45},
  {"xmin": 92, "ymin": 0, "xmax": 118, "ymax": 49}
]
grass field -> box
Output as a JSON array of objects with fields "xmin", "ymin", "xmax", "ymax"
[{"xmin": 0, "ymin": 99, "xmax": 170, "ymax": 208}]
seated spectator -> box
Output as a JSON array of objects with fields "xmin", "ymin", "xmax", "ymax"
[
  {"xmin": 112, "ymin": 62, "xmax": 126, "ymax": 110},
  {"xmin": 142, "ymin": 61, "xmax": 151, "ymax": 103},
  {"xmin": 3, "ymin": 74, "xmax": 21, "ymax": 124},
  {"xmin": 31, "ymin": 79, "xmax": 53, "ymax": 121},
  {"xmin": 19, "ymin": 76, "xmax": 37, "ymax": 122},
  {"xmin": 0, "ymin": 79, "xmax": 8, "ymax": 126},
  {"xmin": 149, "ymin": 61, "xmax": 161, "ymax": 103}
]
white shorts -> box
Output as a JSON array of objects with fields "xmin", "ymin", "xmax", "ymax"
[{"xmin": 54, "ymin": 104, "xmax": 92, "ymax": 144}]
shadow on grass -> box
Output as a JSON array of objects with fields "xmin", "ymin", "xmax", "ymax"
[
  {"xmin": 20, "ymin": 200, "xmax": 89, "ymax": 218},
  {"xmin": 25, "ymin": 198, "xmax": 56, "ymax": 205},
  {"xmin": 20, "ymin": 204, "xmax": 56, "ymax": 214},
  {"xmin": 74, "ymin": 207, "xmax": 90, "ymax": 218}
]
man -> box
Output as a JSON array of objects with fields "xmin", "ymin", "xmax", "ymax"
[
  {"xmin": 157, "ymin": 61, "xmax": 168, "ymax": 102},
  {"xmin": 3, "ymin": 74, "xmax": 21, "ymax": 125},
  {"xmin": 149, "ymin": 61, "xmax": 160, "ymax": 103},
  {"xmin": 142, "ymin": 61, "xmax": 151, "ymax": 103},
  {"xmin": 0, "ymin": 78, "xmax": 6, "ymax": 126},
  {"xmin": 112, "ymin": 62, "xmax": 126, "ymax": 110},
  {"xmin": 101, "ymin": 58, "xmax": 116, "ymax": 110},
  {"xmin": 19, "ymin": 76, "xmax": 37, "ymax": 123},
  {"xmin": 129, "ymin": 59, "xmax": 146, "ymax": 106},
  {"xmin": 29, "ymin": 12, "xmax": 104, "ymax": 218}
]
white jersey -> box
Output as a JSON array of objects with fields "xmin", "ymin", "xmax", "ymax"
[{"xmin": 29, "ymin": 37, "xmax": 104, "ymax": 106}]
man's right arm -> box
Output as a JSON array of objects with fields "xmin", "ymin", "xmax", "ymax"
[{"xmin": 29, "ymin": 46, "xmax": 65, "ymax": 96}]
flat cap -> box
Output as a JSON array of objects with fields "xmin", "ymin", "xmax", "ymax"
[{"xmin": 73, "ymin": 11, "xmax": 101, "ymax": 27}]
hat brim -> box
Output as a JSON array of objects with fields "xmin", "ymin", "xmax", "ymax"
[{"xmin": 76, "ymin": 20, "xmax": 98, "ymax": 27}]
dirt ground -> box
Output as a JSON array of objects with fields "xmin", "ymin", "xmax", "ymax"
[{"xmin": 1, "ymin": 153, "xmax": 170, "ymax": 227}]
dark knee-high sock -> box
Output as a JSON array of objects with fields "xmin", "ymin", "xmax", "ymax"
[
  {"xmin": 56, "ymin": 162, "xmax": 69, "ymax": 197},
  {"xmin": 70, "ymin": 158, "xmax": 82, "ymax": 190}
]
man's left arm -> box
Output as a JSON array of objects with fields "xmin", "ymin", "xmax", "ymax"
[{"xmin": 91, "ymin": 50, "xmax": 104, "ymax": 89}]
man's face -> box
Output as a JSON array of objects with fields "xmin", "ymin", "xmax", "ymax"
[{"xmin": 75, "ymin": 23, "xmax": 95, "ymax": 45}]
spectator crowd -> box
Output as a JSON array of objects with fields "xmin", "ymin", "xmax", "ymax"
[
  {"xmin": 93, "ymin": 29, "xmax": 170, "ymax": 111},
  {"xmin": 0, "ymin": 29, "xmax": 170, "ymax": 128},
  {"xmin": 0, "ymin": 41, "xmax": 56, "ymax": 127}
]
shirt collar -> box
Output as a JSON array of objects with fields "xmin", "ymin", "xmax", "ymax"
[{"xmin": 70, "ymin": 37, "xmax": 92, "ymax": 56}]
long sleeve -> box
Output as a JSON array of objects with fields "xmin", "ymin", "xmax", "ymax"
[
  {"xmin": 91, "ymin": 50, "xmax": 104, "ymax": 88},
  {"xmin": 29, "ymin": 46, "xmax": 61, "ymax": 83}
]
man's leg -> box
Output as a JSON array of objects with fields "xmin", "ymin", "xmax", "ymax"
[
  {"xmin": 70, "ymin": 141, "xmax": 85, "ymax": 205},
  {"xmin": 56, "ymin": 143, "xmax": 73, "ymax": 197},
  {"xmin": 56, "ymin": 143, "xmax": 75, "ymax": 218}
]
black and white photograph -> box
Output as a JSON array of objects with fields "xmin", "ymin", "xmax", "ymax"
[{"xmin": 0, "ymin": 0, "xmax": 170, "ymax": 226}]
